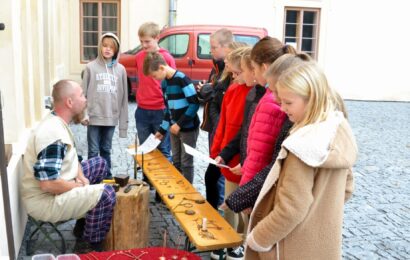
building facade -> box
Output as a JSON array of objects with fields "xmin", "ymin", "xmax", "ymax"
[{"xmin": 0, "ymin": 0, "xmax": 409, "ymax": 257}]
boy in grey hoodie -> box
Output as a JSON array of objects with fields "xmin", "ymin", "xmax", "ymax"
[{"xmin": 82, "ymin": 33, "xmax": 128, "ymax": 178}]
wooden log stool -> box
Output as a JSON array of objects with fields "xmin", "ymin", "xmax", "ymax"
[{"xmin": 103, "ymin": 179, "xmax": 150, "ymax": 250}]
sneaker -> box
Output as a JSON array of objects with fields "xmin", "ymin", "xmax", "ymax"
[
  {"xmin": 73, "ymin": 218, "xmax": 85, "ymax": 239},
  {"xmin": 210, "ymin": 248, "xmax": 226, "ymax": 259},
  {"xmin": 226, "ymin": 246, "xmax": 244, "ymax": 260}
]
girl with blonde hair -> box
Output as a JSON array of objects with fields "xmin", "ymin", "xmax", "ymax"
[
  {"xmin": 204, "ymin": 43, "xmax": 249, "ymax": 211},
  {"xmin": 245, "ymin": 57, "xmax": 358, "ymax": 260},
  {"xmin": 209, "ymin": 46, "xmax": 254, "ymax": 259}
]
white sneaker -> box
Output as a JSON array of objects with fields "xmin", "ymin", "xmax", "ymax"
[{"xmin": 226, "ymin": 245, "xmax": 244, "ymax": 260}]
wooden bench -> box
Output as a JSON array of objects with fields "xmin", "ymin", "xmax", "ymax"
[{"xmin": 133, "ymin": 149, "xmax": 243, "ymax": 252}]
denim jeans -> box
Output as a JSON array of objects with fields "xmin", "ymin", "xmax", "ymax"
[
  {"xmin": 134, "ymin": 107, "xmax": 171, "ymax": 161},
  {"xmin": 217, "ymin": 174, "xmax": 225, "ymax": 206},
  {"xmin": 170, "ymin": 128, "xmax": 199, "ymax": 183},
  {"xmin": 87, "ymin": 125, "xmax": 116, "ymax": 176}
]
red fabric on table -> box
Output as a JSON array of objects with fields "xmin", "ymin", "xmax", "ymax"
[{"xmin": 79, "ymin": 247, "xmax": 201, "ymax": 259}]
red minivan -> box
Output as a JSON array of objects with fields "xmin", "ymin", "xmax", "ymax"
[{"xmin": 119, "ymin": 25, "xmax": 268, "ymax": 97}]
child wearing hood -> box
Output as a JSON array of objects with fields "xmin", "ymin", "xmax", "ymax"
[{"xmin": 82, "ymin": 33, "xmax": 128, "ymax": 179}]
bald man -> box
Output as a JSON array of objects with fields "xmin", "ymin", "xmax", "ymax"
[{"xmin": 20, "ymin": 80, "xmax": 115, "ymax": 251}]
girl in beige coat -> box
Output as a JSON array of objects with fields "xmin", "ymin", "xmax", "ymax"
[{"xmin": 245, "ymin": 54, "xmax": 358, "ymax": 260}]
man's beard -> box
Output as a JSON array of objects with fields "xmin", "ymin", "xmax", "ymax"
[{"xmin": 72, "ymin": 109, "xmax": 86, "ymax": 124}]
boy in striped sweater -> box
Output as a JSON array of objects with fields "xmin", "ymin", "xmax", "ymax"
[{"xmin": 143, "ymin": 52, "xmax": 200, "ymax": 183}]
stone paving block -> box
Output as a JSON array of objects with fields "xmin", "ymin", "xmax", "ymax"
[
  {"xmin": 342, "ymin": 252, "xmax": 361, "ymax": 260},
  {"xmin": 17, "ymin": 101, "xmax": 410, "ymax": 260}
]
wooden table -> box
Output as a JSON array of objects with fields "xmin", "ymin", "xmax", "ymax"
[{"xmin": 134, "ymin": 149, "xmax": 243, "ymax": 252}]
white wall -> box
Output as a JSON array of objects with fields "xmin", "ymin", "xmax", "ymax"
[
  {"xmin": 325, "ymin": 0, "xmax": 410, "ymax": 101},
  {"xmin": 123, "ymin": 0, "xmax": 170, "ymax": 50},
  {"xmin": 176, "ymin": 0, "xmax": 276, "ymax": 34},
  {"xmin": 176, "ymin": 0, "xmax": 410, "ymax": 101}
]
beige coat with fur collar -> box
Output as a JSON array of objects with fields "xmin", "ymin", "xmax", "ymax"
[{"xmin": 245, "ymin": 111, "xmax": 358, "ymax": 260}]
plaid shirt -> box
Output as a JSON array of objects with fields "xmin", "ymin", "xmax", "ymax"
[{"xmin": 33, "ymin": 140, "xmax": 67, "ymax": 181}]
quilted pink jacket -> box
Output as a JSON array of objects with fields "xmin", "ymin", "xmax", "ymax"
[{"xmin": 240, "ymin": 90, "xmax": 286, "ymax": 186}]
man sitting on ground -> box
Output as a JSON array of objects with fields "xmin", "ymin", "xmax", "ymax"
[{"xmin": 20, "ymin": 79, "xmax": 116, "ymax": 251}]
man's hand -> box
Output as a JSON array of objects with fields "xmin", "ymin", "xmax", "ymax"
[
  {"xmin": 170, "ymin": 123, "xmax": 181, "ymax": 135},
  {"xmin": 154, "ymin": 131, "xmax": 164, "ymax": 140},
  {"xmin": 229, "ymin": 163, "xmax": 242, "ymax": 175},
  {"xmin": 76, "ymin": 162, "xmax": 89, "ymax": 185},
  {"xmin": 75, "ymin": 176, "xmax": 89, "ymax": 186}
]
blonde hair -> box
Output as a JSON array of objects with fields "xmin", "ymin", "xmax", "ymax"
[
  {"xmin": 276, "ymin": 60, "xmax": 344, "ymax": 132},
  {"xmin": 210, "ymin": 28, "xmax": 233, "ymax": 47},
  {"xmin": 227, "ymin": 46, "xmax": 251, "ymax": 68},
  {"xmin": 241, "ymin": 50, "xmax": 253, "ymax": 71},
  {"xmin": 138, "ymin": 22, "xmax": 160, "ymax": 38},
  {"xmin": 264, "ymin": 53, "xmax": 311, "ymax": 87},
  {"xmin": 219, "ymin": 43, "xmax": 249, "ymax": 82},
  {"xmin": 100, "ymin": 36, "xmax": 119, "ymax": 56}
]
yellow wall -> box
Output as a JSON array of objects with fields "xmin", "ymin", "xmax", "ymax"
[
  {"xmin": 67, "ymin": 0, "xmax": 170, "ymax": 81},
  {"xmin": 0, "ymin": 0, "xmax": 170, "ymax": 257},
  {"xmin": 1, "ymin": 0, "xmax": 49, "ymax": 256}
]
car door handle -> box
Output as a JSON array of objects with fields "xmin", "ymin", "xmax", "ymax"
[{"xmin": 188, "ymin": 58, "xmax": 195, "ymax": 66}]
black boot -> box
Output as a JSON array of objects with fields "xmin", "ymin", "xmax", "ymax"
[
  {"xmin": 155, "ymin": 191, "xmax": 162, "ymax": 203},
  {"xmin": 73, "ymin": 218, "xmax": 86, "ymax": 239},
  {"xmin": 90, "ymin": 241, "xmax": 104, "ymax": 252}
]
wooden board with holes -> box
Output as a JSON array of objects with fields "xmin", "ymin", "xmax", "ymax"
[
  {"xmin": 132, "ymin": 148, "xmax": 243, "ymax": 251},
  {"xmin": 103, "ymin": 180, "xmax": 150, "ymax": 250},
  {"xmin": 134, "ymin": 149, "xmax": 197, "ymax": 195},
  {"xmin": 162, "ymin": 192, "xmax": 243, "ymax": 251}
]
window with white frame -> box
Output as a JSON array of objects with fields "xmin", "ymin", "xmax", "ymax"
[
  {"xmin": 284, "ymin": 8, "xmax": 320, "ymax": 59},
  {"xmin": 80, "ymin": 0, "xmax": 120, "ymax": 63}
]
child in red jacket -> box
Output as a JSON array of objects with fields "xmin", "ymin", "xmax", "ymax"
[{"xmin": 210, "ymin": 46, "xmax": 253, "ymax": 259}]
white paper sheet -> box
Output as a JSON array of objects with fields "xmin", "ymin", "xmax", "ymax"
[
  {"xmin": 183, "ymin": 143, "xmax": 230, "ymax": 168},
  {"xmin": 126, "ymin": 134, "xmax": 161, "ymax": 155}
]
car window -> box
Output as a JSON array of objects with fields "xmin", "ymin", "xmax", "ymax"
[
  {"xmin": 197, "ymin": 34, "xmax": 212, "ymax": 60},
  {"xmin": 197, "ymin": 33, "xmax": 262, "ymax": 60},
  {"xmin": 234, "ymin": 35, "xmax": 260, "ymax": 46},
  {"xmin": 159, "ymin": 34, "xmax": 189, "ymax": 58}
]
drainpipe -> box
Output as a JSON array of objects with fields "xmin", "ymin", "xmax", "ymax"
[
  {"xmin": 0, "ymin": 90, "xmax": 16, "ymax": 258},
  {"xmin": 168, "ymin": 0, "xmax": 176, "ymax": 27},
  {"xmin": 0, "ymin": 22, "xmax": 16, "ymax": 260}
]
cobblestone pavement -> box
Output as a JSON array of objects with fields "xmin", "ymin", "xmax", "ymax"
[{"xmin": 18, "ymin": 100, "xmax": 410, "ymax": 259}]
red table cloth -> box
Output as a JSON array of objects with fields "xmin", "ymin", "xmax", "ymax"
[{"xmin": 79, "ymin": 247, "xmax": 201, "ymax": 260}]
